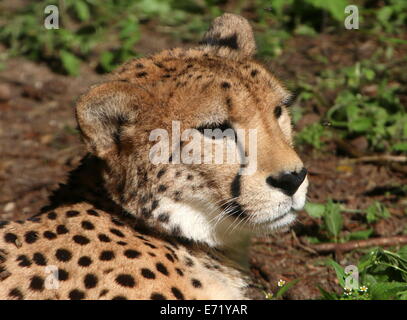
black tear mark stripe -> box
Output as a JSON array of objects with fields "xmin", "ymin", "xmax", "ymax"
[
  {"xmin": 230, "ymin": 174, "xmax": 241, "ymax": 198},
  {"xmin": 200, "ymin": 33, "xmax": 239, "ymax": 50}
]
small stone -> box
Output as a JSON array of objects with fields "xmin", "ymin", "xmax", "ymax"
[
  {"xmin": 40, "ymin": 134, "xmax": 53, "ymax": 145},
  {"xmin": 4, "ymin": 202, "xmax": 15, "ymax": 212},
  {"xmin": 0, "ymin": 84, "xmax": 11, "ymax": 101}
]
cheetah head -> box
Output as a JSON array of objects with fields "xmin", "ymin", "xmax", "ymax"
[{"xmin": 75, "ymin": 14, "xmax": 308, "ymax": 257}]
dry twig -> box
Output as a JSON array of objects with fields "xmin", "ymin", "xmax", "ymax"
[{"xmin": 309, "ymin": 235, "xmax": 407, "ymax": 253}]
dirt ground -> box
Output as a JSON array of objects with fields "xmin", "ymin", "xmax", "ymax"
[{"xmin": 0, "ymin": 26, "xmax": 406, "ymax": 300}]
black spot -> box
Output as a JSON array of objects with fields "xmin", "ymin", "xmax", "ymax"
[
  {"xmin": 33, "ymin": 252, "xmax": 47, "ymax": 266},
  {"xmin": 173, "ymin": 191, "xmax": 182, "ymax": 201},
  {"xmin": 73, "ymin": 235, "xmax": 90, "ymax": 245},
  {"xmin": 47, "ymin": 211, "xmax": 57, "ymax": 220},
  {"xmin": 226, "ymin": 97, "xmax": 233, "ymax": 109},
  {"xmin": 141, "ymin": 208, "xmax": 151, "ymax": 218},
  {"xmin": 99, "ymin": 289, "xmax": 109, "ymax": 297},
  {"xmin": 274, "ymin": 106, "xmax": 282, "ymax": 118},
  {"xmin": 112, "ymin": 296, "xmax": 127, "ymax": 300},
  {"xmin": 124, "ymin": 249, "xmax": 141, "ymax": 259},
  {"xmin": 8, "ymin": 288, "xmax": 23, "ymax": 300},
  {"xmin": 141, "ymin": 268, "xmax": 156, "ymax": 279},
  {"xmin": 165, "ymin": 253, "xmax": 175, "ymax": 263},
  {"xmin": 0, "ymin": 221, "xmax": 10, "ymax": 229},
  {"xmin": 111, "ymin": 218, "xmax": 124, "ymax": 227},
  {"xmin": 30, "ymin": 276, "xmax": 44, "ymax": 291},
  {"xmin": 158, "ymin": 185, "xmax": 167, "ymax": 193},
  {"xmin": 69, "ymin": 289, "xmax": 85, "ymax": 300},
  {"xmin": 43, "ymin": 231, "xmax": 57, "ymax": 240},
  {"xmin": 66, "ymin": 210, "xmax": 80, "ymax": 217},
  {"xmin": 56, "ymin": 268, "xmax": 68, "ymax": 281},
  {"xmin": 187, "ymin": 174, "xmax": 194, "ymax": 180},
  {"xmin": 156, "ymin": 262, "xmax": 169, "ymax": 276},
  {"xmin": 185, "ymin": 257, "xmax": 194, "ymax": 267},
  {"xmin": 110, "ymin": 228, "xmax": 125, "ymax": 238},
  {"xmin": 78, "ymin": 256, "xmax": 92, "ymax": 267},
  {"xmin": 156, "ymin": 169, "xmax": 166, "ymax": 178},
  {"xmin": 231, "ymin": 174, "xmax": 241, "ymax": 198},
  {"xmin": 144, "ymin": 242, "xmax": 157, "ymax": 249},
  {"xmin": 151, "ymin": 200, "xmax": 159, "ymax": 210},
  {"xmin": 175, "ymin": 268, "xmax": 184, "ymax": 276},
  {"xmin": 99, "ymin": 251, "xmax": 115, "ymax": 261},
  {"xmin": 148, "ymin": 252, "xmax": 156, "ymax": 257},
  {"xmin": 24, "ymin": 231, "xmax": 38, "ymax": 244},
  {"xmin": 81, "ymin": 220, "xmax": 95, "ymax": 230},
  {"xmin": 117, "ymin": 241, "xmax": 127, "ymax": 246},
  {"xmin": 192, "ymin": 279, "xmax": 202, "ymax": 288},
  {"xmin": 171, "ymin": 287, "xmax": 185, "ymax": 300},
  {"xmin": 151, "ymin": 293, "xmax": 167, "ymax": 300},
  {"xmin": 4, "ymin": 232, "xmax": 17, "ymax": 243},
  {"xmin": 158, "ymin": 213, "xmax": 169, "ymax": 223},
  {"xmin": 56, "ymin": 225, "xmax": 69, "ymax": 234},
  {"xmin": 221, "ymin": 82, "xmax": 231, "ymax": 89},
  {"xmin": 98, "ymin": 234, "xmax": 111, "ymax": 242},
  {"xmin": 251, "ymin": 69, "xmax": 259, "ymax": 77},
  {"xmin": 87, "ymin": 209, "xmax": 99, "ymax": 216},
  {"xmin": 84, "ymin": 274, "xmax": 98, "ymax": 289},
  {"xmin": 135, "ymin": 63, "xmax": 144, "ymax": 69},
  {"xmin": 115, "ymin": 274, "xmax": 135, "ymax": 288},
  {"xmin": 201, "ymin": 33, "xmax": 239, "ymax": 50},
  {"xmin": 16, "ymin": 255, "xmax": 31, "ymax": 267},
  {"xmin": 136, "ymin": 71, "xmax": 147, "ymax": 77},
  {"xmin": 55, "ymin": 249, "xmax": 72, "ymax": 262}
]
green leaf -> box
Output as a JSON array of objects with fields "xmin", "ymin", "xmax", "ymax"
[
  {"xmin": 60, "ymin": 50, "xmax": 81, "ymax": 76},
  {"xmin": 323, "ymin": 200, "xmax": 343, "ymax": 238},
  {"xmin": 393, "ymin": 142, "xmax": 407, "ymax": 152},
  {"xmin": 74, "ymin": 1, "xmax": 90, "ymax": 22},
  {"xmin": 398, "ymin": 246, "xmax": 407, "ymax": 261},
  {"xmin": 304, "ymin": 202, "xmax": 325, "ymax": 218},
  {"xmin": 366, "ymin": 201, "xmax": 390, "ymax": 223},
  {"xmin": 308, "ymin": 0, "xmax": 348, "ymax": 22},
  {"xmin": 318, "ymin": 286, "xmax": 339, "ymax": 300},
  {"xmin": 326, "ymin": 259, "xmax": 346, "ymax": 287},
  {"xmin": 369, "ymin": 282, "xmax": 407, "ymax": 300},
  {"xmin": 349, "ymin": 117, "xmax": 373, "ymax": 132},
  {"xmin": 275, "ymin": 279, "xmax": 300, "ymax": 299},
  {"xmin": 99, "ymin": 51, "xmax": 115, "ymax": 72},
  {"xmin": 348, "ymin": 229, "xmax": 373, "ymax": 240}
]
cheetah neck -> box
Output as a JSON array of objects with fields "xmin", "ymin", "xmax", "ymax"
[{"xmin": 152, "ymin": 197, "xmax": 252, "ymax": 268}]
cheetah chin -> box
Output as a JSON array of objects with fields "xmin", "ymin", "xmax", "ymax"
[{"xmin": 0, "ymin": 13, "xmax": 308, "ymax": 300}]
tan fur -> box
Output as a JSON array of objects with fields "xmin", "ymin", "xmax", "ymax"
[{"xmin": 0, "ymin": 14, "xmax": 307, "ymax": 300}]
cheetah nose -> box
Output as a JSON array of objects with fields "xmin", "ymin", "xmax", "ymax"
[{"xmin": 266, "ymin": 168, "xmax": 307, "ymax": 196}]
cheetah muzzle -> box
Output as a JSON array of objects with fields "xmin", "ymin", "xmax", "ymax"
[{"xmin": 0, "ymin": 13, "xmax": 308, "ymax": 300}]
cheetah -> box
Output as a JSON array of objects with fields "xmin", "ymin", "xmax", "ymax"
[{"xmin": 0, "ymin": 13, "xmax": 308, "ymax": 300}]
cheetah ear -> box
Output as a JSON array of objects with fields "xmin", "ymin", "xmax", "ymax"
[
  {"xmin": 75, "ymin": 81, "xmax": 140, "ymax": 158},
  {"xmin": 199, "ymin": 13, "xmax": 256, "ymax": 59}
]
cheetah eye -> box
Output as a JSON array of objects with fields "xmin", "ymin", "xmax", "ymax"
[
  {"xmin": 274, "ymin": 106, "xmax": 283, "ymax": 119},
  {"xmin": 195, "ymin": 120, "xmax": 235, "ymax": 140}
]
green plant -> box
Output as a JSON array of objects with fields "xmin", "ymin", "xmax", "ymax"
[
  {"xmin": 304, "ymin": 200, "xmax": 391, "ymax": 243},
  {"xmin": 324, "ymin": 61, "xmax": 407, "ymax": 153},
  {"xmin": 321, "ymin": 246, "xmax": 407, "ymax": 300},
  {"xmin": 264, "ymin": 279, "xmax": 300, "ymax": 300}
]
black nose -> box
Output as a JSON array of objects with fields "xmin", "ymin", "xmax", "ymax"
[{"xmin": 266, "ymin": 168, "xmax": 307, "ymax": 196}]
